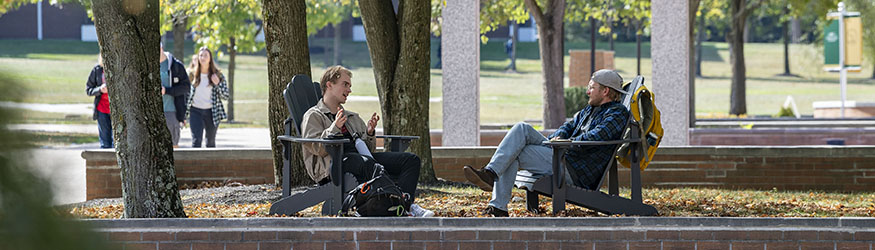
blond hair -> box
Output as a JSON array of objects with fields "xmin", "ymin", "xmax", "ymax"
[{"xmin": 320, "ymin": 65, "xmax": 352, "ymax": 92}]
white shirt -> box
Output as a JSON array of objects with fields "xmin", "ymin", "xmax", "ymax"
[{"xmin": 192, "ymin": 74, "xmax": 213, "ymax": 109}]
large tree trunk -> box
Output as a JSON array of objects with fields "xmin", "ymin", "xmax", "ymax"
[
  {"xmin": 727, "ymin": 0, "xmax": 748, "ymax": 115},
  {"xmin": 359, "ymin": 0, "xmax": 435, "ymax": 182},
  {"xmin": 171, "ymin": 15, "xmax": 186, "ymax": 59},
  {"xmin": 525, "ymin": 0, "xmax": 565, "ymax": 129},
  {"xmin": 263, "ymin": 0, "xmax": 313, "ymax": 187},
  {"xmin": 228, "ymin": 37, "xmax": 236, "ymax": 121},
  {"xmin": 507, "ymin": 22, "xmax": 518, "ymax": 72},
  {"xmin": 91, "ymin": 0, "xmax": 185, "ymax": 218},
  {"xmin": 333, "ymin": 23, "xmax": 342, "ymax": 66}
]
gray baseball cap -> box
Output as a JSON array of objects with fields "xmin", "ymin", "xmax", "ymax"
[{"xmin": 591, "ymin": 69, "xmax": 627, "ymax": 94}]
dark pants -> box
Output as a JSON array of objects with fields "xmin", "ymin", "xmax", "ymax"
[
  {"xmin": 189, "ymin": 107, "xmax": 218, "ymax": 148},
  {"xmin": 96, "ymin": 112, "xmax": 113, "ymax": 148},
  {"xmin": 340, "ymin": 152, "xmax": 421, "ymax": 202}
]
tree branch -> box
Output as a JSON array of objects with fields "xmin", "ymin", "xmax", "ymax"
[{"xmin": 524, "ymin": 0, "xmax": 546, "ymax": 26}]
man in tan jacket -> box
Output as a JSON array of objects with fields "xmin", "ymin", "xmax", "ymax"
[{"xmin": 300, "ymin": 65, "xmax": 433, "ymax": 217}]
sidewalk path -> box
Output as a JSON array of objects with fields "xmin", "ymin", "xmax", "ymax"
[{"xmin": 10, "ymin": 124, "xmax": 272, "ymax": 205}]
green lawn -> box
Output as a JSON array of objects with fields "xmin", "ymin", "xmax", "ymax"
[{"xmin": 1, "ymin": 39, "xmax": 873, "ymax": 128}]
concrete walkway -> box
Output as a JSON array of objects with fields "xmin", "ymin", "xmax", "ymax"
[{"xmin": 10, "ymin": 124, "xmax": 273, "ymax": 205}]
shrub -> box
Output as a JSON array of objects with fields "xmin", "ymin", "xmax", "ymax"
[{"xmin": 564, "ymin": 86, "xmax": 589, "ymax": 118}]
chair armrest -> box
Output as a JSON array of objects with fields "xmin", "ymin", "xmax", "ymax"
[
  {"xmin": 376, "ymin": 135, "xmax": 419, "ymax": 152},
  {"xmin": 376, "ymin": 135, "xmax": 420, "ymax": 140},
  {"xmin": 277, "ymin": 135, "xmax": 347, "ymax": 144},
  {"xmin": 542, "ymin": 138, "xmax": 639, "ymax": 148}
]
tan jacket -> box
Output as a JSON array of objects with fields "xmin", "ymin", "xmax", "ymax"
[{"xmin": 300, "ymin": 99, "xmax": 376, "ymax": 182}]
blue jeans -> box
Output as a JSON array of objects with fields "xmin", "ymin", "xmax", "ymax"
[
  {"xmin": 96, "ymin": 112, "xmax": 113, "ymax": 148},
  {"xmin": 485, "ymin": 122, "xmax": 570, "ymax": 210},
  {"xmin": 189, "ymin": 107, "xmax": 217, "ymax": 148}
]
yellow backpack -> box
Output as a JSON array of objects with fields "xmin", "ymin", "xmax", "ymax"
[{"xmin": 617, "ymin": 76, "xmax": 663, "ymax": 170}]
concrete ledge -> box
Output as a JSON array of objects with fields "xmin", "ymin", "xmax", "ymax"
[
  {"xmin": 83, "ymin": 218, "xmax": 875, "ymax": 249},
  {"xmin": 86, "ymin": 217, "xmax": 875, "ymax": 230}
]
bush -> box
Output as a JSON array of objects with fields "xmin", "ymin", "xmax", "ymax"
[
  {"xmin": 564, "ymin": 86, "xmax": 589, "ymax": 118},
  {"xmin": 775, "ymin": 106, "xmax": 794, "ymax": 117}
]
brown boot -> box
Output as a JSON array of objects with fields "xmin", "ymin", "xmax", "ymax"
[{"xmin": 463, "ymin": 165, "xmax": 496, "ymax": 192}]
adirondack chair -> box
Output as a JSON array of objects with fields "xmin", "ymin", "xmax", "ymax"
[
  {"xmin": 269, "ymin": 74, "xmax": 418, "ymax": 216},
  {"xmin": 514, "ymin": 76, "xmax": 658, "ymax": 216}
]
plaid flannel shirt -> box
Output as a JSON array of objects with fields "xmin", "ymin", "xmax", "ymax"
[
  {"xmin": 186, "ymin": 74, "xmax": 230, "ymax": 126},
  {"xmin": 549, "ymin": 101, "xmax": 629, "ymax": 190}
]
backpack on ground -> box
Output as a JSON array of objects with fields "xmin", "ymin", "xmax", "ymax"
[
  {"xmin": 617, "ymin": 77, "xmax": 664, "ymax": 170},
  {"xmin": 341, "ymin": 169, "xmax": 412, "ymax": 217}
]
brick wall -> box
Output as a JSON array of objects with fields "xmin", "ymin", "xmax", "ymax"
[
  {"xmin": 83, "ymin": 149, "xmax": 274, "ymax": 200},
  {"xmin": 432, "ymin": 146, "xmax": 875, "ymax": 192},
  {"xmin": 84, "ymin": 146, "xmax": 875, "ymax": 200},
  {"xmin": 86, "ymin": 218, "xmax": 875, "ymax": 250}
]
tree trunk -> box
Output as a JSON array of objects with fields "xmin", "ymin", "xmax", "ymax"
[
  {"xmin": 333, "ymin": 23, "xmax": 342, "ymax": 66},
  {"xmin": 91, "ymin": 0, "xmax": 185, "ymax": 218},
  {"xmin": 508, "ymin": 22, "xmax": 518, "ymax": 72},
  {"xmin": 525, "ymin": 0, "xmax": 565, "ymax": 129},
  {"xmin": 228, "ymin": 37, "xmax": 236, "ymax": 121},
  {"xmin": 636, "ymin": 22, "xmax": 641, "ymax": 76},
  {"xmin": 696, "ymin": 8, "xmax": 704, "ymax": 77},
  {"xmin": 589, "ymin": 17, "xmax": 596, "ymax": 77},
  {"xmin": 359, "ymin": 0, "xmax": 435, "ymax": 182},
  {"xmin": 171, "ymin": 15, "xmax": 186, "ymax": 60},
  {"xmin": 727, "ymin": 0, "xmax": 748, "ymax": 115},
  {"xmin": 782, "ymin": 16, "xmax": 791, "ymax": 76},
  {"xmin": 262, "ymin": 0, "xmax": 313, "ymax": 187}
]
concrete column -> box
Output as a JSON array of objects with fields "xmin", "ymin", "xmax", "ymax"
[
  {"xmin": 651, "ymin": 0, "xmax": 691, "ymax": 146},
  {"xmin": 441, "ymin": 0, "xmax": 480, "ymax": 146}
]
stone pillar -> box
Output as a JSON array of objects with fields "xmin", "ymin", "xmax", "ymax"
[
  {"xmin": 651, "ymin": 0, "xmax": 691, "ymax": 146},
  {"xmin": 441, "ymin": 0, "xmax": 480, "ymax": 146}
]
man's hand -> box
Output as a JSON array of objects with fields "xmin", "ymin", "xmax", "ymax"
[
  {"xmin": 180, "ymin": 121, "xmax": 186, "ymax": 128},
  {"xmin": 210, "ymin": 74, "xmax": 220, "ymax": 85},
  {"xmin": 367, "ymin": 112, "xmax": 379, "ymax": 136},
  {"xmin": 162, "ymin": 87, "xmax": 166, "ymax": 95},
  {"xmin": 333, "ymin": 108, "xmax": 346, "ymax": 130},
  {"xmin": 100, "ymin": 85, "xmax": 108, "ymax": 94}
]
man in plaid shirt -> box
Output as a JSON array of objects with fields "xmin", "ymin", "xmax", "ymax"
[{"xmin": 464, "ymin": 69, "xmax": 630, "ymax": 217}]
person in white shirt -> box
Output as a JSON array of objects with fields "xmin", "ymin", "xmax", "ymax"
[{"xmin": 185, "ymin": 47, "xmax": 230, "ymax": 148}]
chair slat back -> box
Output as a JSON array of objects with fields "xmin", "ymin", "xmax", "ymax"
[
  {"xmin": 594, "ymin": 76, "xmax": 644, "ymax": 190},
  {"xmin": 284, "ymin": 75, "xmax": 323, "ymax": 133}
]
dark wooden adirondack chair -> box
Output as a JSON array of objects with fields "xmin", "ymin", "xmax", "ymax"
[
  {"xmin": 269, "ymin": 74, "xmax": 418, "ymax": 216},
  {"xmin": 515, "ymin": 76, "xmax": 658, "ymax": 216}
]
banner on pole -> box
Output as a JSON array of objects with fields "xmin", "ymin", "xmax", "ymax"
[{"xmin": 824, "ymin": 16, "xmax": 862, "ymax": 72}]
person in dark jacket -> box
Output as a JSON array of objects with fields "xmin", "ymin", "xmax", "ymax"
[
  {"xmin": 159, "ymin": 42, "xmax": 191, "ymax": 147},
  {"xmin": 85, "ymin": 54, "xmax": 112, "ymax": 148}
]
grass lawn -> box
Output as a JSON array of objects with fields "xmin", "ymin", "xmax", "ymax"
[
  {"xmin": 68, "ymin": 184, "xmax": 875, "ymax": 218},
  {"xmin": 2, "ymin": 39, "xmax": 874, "ymax": 128}
]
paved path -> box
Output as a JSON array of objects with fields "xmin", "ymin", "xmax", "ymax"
[{"xmin": 10, "ymin": 124, "xmax": 273, "ymax": 205}]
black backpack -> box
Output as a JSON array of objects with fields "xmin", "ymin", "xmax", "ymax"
[{"xmin": 341, "ymin": 171, "xmax": 412, "ymax": 217}]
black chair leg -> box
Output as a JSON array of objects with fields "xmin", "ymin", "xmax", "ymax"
[{"xmin": 526, "ymin": 190, "xmax": 540, "ymax": 213}]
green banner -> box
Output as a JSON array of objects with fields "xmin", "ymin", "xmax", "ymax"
[{"xmin": 824, "ymin": 20, "xmax": 839, "ymax": 66}]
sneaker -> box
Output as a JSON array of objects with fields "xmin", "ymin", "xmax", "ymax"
[
  {"xmin": 463, "ymin": 165, "xmax": 496, "ymax": 192},
  {"xmin": 409, "ymin": 204, "xmax": 435, "ymax": 217},
  {"xmin": 482, "ymin": 205, "xmax": 509, "ymax": 217}
]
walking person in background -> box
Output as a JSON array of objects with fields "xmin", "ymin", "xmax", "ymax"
[
  {"xmin": 85, "ymin": 53, "xmax": 112, "ymax": 148},
  {"xmin": 159, "ymin": 41, "xmax": 191, "ymax": 147},
  {"xmin": 186, "ymin": 47, "xmax": 229, "ymax": 148}
]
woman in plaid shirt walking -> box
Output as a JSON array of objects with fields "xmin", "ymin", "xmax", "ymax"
[{"xmin": 186, "ymin": 47, "xmax": 230, "ymax": 148}]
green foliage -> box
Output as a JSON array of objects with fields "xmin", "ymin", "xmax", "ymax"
[
  {"xmin": 564, "ymin": 86, "xmax": 589, "ymax": 118},
  {"xmin": 774, "ymin": 106, "xmax": 795, "ymax": 117},
  {"xmin": 306, "ymin": 0, "xmax": 355, "ymax": 35},
  {"xmin": 0, "ymin": 71, "xmax": 110, "ymax": 250},
  {"xmin": 479, "ymin": 0, "xmax": 529, "ymax": 43},
  {"xmin": 174, "ymin": 0, "xmax": 263, "ymax": 57}
]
